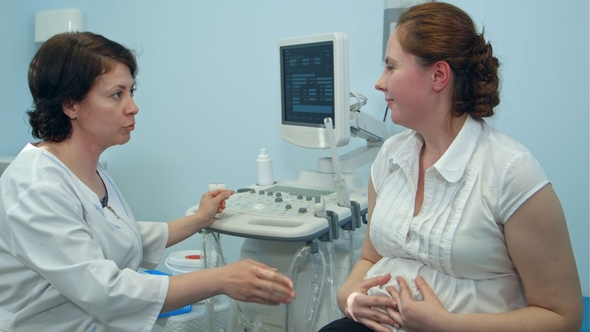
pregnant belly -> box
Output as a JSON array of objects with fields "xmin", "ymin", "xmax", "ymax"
[{"xmin": 365, "ymin": 256, "xmax": 526, "ymax": 314}]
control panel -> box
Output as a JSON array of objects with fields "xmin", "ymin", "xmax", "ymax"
[
  {"xmin": 186, "ymin": 181, "xmax": 368, "ymax": 241},
  {"xmin": 224, "ymin": 184, "xmax": 338, "ymax": 219}
]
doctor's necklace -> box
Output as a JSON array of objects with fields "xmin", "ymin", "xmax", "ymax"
[
  {"xmin": 106, "ymin": 205, "xmax": 121, "ymax": 220},
  {"xmin": 100, "ymin": 188, "xmax": 121, "ymax": 220}
]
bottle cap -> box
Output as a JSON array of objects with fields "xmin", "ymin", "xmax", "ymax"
[{"xmin": 257, "ymin": 148, "xmax": 270, "ymax": 160}]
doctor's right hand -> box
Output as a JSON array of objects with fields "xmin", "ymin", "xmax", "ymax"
[
  {"xmin": 340, "ymin": 274, "xmax": 399, "ymax": 332},
  {"xmin": 219, "ymin": 259, "xmax": 295, "ymax": 305}
]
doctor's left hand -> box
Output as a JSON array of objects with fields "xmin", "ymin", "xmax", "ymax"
[{"xmin": 193, "ymin": 189, "xmax": 234, "ymax": 229}]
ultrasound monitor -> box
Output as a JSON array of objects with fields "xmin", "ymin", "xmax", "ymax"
[{"xmin": 279, "ymin": 33, "xmax": 350, "ymax": 149}]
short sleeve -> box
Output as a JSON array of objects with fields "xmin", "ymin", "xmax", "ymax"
[{"xmin": 498, "ymin": 152, "xmax": 549, "ymax": 223}]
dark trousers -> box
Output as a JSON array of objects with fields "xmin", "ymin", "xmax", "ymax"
[{"xmin": 318, "ymin": 317, "xmax": 374, "ymax": 332}]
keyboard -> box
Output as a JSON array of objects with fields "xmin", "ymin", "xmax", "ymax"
[
  {"xmin": 265, "ymin": 184, "xmax": 334, "ymax": 198},
  {"xmin": 225, "ymin": 183, "xmax": 338, "ymax": 218}
]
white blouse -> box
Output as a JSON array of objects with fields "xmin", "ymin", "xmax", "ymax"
[{"xmin": 366, "ymin": 116, "xmax": 548, "ymax": 330}]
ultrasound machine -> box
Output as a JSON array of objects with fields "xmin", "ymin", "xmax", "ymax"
[{"xmin": 186, "ymin": 32, "xmax": 389, "ymax": 332}]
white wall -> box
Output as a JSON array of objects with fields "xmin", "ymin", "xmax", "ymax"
[{"xmin": 0, "ymin": 0, "xmax": 588, "ymax": 296}]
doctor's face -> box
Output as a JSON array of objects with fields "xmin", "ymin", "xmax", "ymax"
[
  {"xmin": 375, "ymin": 30, "xmax": 432, "ymax": 129},
  {"xmin": 68, "ymin": 62, "xmax": 138, "ymax": 150}
]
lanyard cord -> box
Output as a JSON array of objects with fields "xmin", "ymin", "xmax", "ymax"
[
  {"xmin": 100, "ymin": 189, "xmax": 108, "ymax": 208},
  {"xmin": 98, "ymin": 171, "xmax": 121, "ymax": 219},
  {"xmin": 98, "ymin": 171, "xmax": 109, "ymax": 208}
]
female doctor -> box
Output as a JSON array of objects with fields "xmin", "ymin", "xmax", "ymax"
[{"xmin": 0, "ymin": 31, "xmax": 295, "ymax": 332}]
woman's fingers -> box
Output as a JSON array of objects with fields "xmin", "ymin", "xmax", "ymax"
[
  {"xmin": 385, "ymin": 306, "xmax": 402, "ymax": 329},
  {"xmin": 196, "ymin": 189, "xmax": 233, "ymax": 219},
  {"xmin": 248, "ymin": 262, "xmax": 295, "ymax": 301},
  {"xmin": 385, "ymin": 285, "xmax": 400, "ymax": 303},
  {"xmin": 254, "ymin": 287, "xmax": 291, "ymax": 305},
  {"xmin": 361, "ymin": 274, "xmax": 392, "ymax": 290},
  {"xmin": 252, "ymin": 264, "xmax": 294, "ymax": 290},
  {"xmin": 355, "ymin": 306, "xmax": 397, "ymax": 331},
  {"xmin": 346, "ymin": 291, "xmax": 397, "ymax": 328},
  {"xmin": 414, "ymin": 275, "xmax": 436, "ymax": 300},
  {"xmin": 396, "ymin": 276, "xmax": 413, "ymax": 303},
  {"xmin": 221, "ymin": 260, "xmax": 295, "ymax": 305},
  {"xmin": 362, "ymin": 318, "xmax": 396, "ymax": 332},
  {"xmin": 353, "ymin": 291, "xmax": 396, "ymax": 309}
]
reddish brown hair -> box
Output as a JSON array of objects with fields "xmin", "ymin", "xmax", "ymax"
[{"xmin": 396, "ymin": 2, "xmax": 500, "ymax": 118}]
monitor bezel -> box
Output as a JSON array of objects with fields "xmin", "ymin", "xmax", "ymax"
[{"xmin": 278, "ymin": 32, "xmax": 350, "ymax": 149}]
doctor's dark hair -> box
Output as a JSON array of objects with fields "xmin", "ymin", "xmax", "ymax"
[
  {"xmin": 27, "ymin": 31, "xmax": 138, "ymax": 142},
  {"xmin": 396, "ymin": 2, "xmax": 500, "ymax": 118}
]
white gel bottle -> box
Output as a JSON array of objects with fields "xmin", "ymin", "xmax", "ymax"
[{"xmin": 257, "ymin": 148, "xmax": 274, "ymax": 186}]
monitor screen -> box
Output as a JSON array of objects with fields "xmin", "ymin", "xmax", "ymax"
[{"xmin": 279, "ymin": 33, "xmax": 350, "ymax": 149}]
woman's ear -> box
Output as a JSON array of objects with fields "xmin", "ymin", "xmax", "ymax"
[
  {"xmin": 432, "ymin": 60, "xmax": 452, "ymax": 92},
  {"xmin": 62, "ymin": 100, "xmax": 77, "ymax": 120}
]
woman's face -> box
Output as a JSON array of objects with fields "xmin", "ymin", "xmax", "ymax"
[
  {"xmin": 68, "ymin": 62, "xmax": 138, "ymax": 150},
  {"xmin": 375, "ymin": 30, "xmax": 432, "ymax": 129}
]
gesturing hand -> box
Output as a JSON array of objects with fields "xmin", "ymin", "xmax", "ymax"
[
  {"xmin": 344, "ymin": 274, "xmax": 398, "ymax": 332},
  {"xmin": 220, "ymin": 259, "xmax": 296, "ymax": 305},
  {"xmin": 386, "ymin": 276, "xmax": 451, "ymax": 332}
]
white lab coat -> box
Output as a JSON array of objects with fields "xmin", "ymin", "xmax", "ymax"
[{"xmin": 0, "ymin": 144, "xmax": 170, "ymax": 332}]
